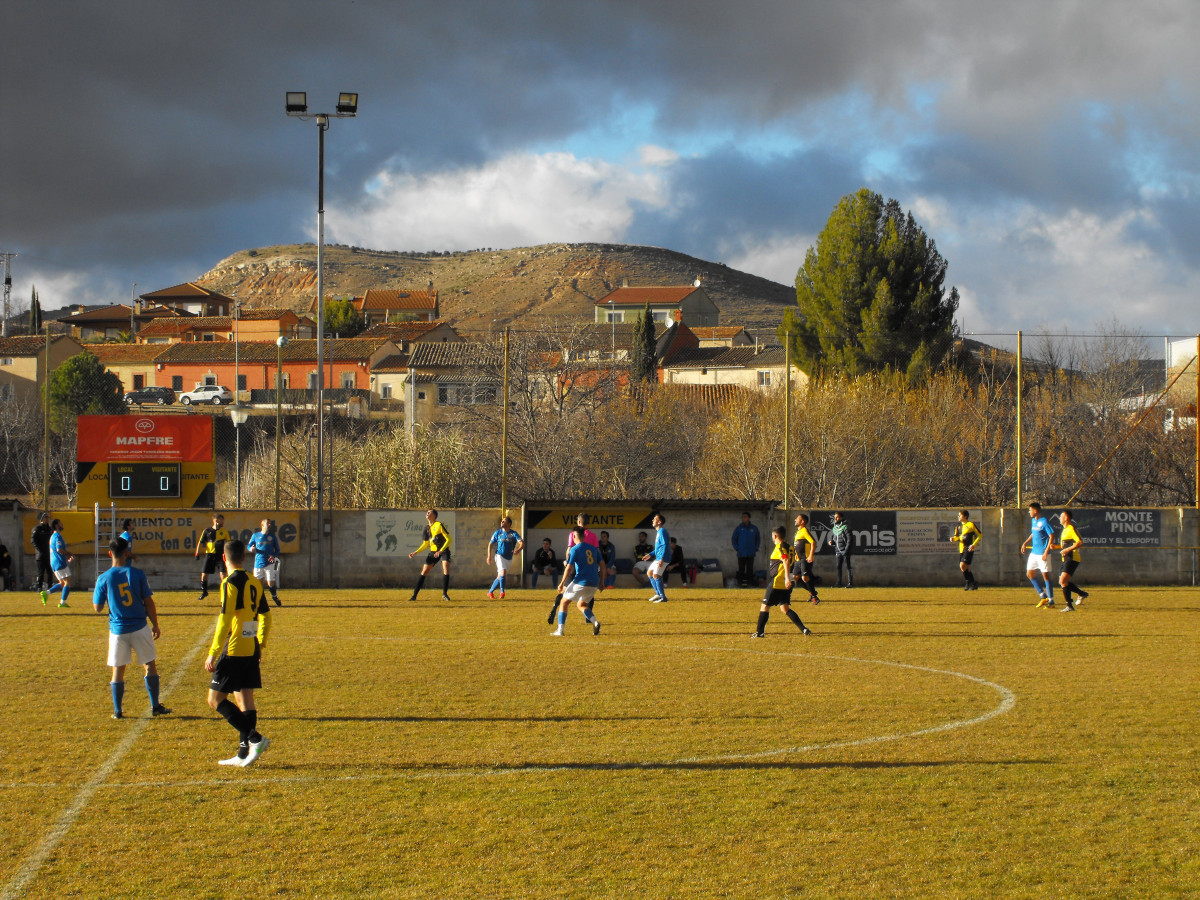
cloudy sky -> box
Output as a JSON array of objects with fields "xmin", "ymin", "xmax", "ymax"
[{"xmin": 2, "ymin": 0, "xmax": 1198, "ymax": 336}]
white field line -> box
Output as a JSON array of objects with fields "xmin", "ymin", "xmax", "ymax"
[
  {"xmin": 0, "ymin": 642, "xmax": 1015, "ymax": 793},
  {"xmin": 0, "ymin": 629, "xmax": 211, "ymax": 900}
]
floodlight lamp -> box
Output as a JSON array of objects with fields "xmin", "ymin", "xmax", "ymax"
[
  {"xmin": 229, "ymin": 404, "xmax": 250, "ymax": 427},
  {"xmin": 277, "ymin": 336, "xmax": 289, "ymax": 348},
  {"xmin": 336, "ymin": 92, "xmax": 359, "ymax": 115},
  {"xmin": 285, "ymin": 92, "xmax": 308, "ymax": 115}
]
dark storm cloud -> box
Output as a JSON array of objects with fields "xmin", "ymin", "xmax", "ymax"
[
  {"xmin": 2, "ymin": 0, "xmax": 1198, "ymax": 310},
  {"xmin": 626, "ymin": 148, "xmax": 863, "ymax": 258}
]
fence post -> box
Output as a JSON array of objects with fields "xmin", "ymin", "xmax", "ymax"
[{"xmin": 1015, "ymin": 330, "xmax": 1022, "ymax": 509}]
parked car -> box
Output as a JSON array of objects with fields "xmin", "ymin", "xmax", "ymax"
[
  {"xmin": 123, "ymin": 385, "xmax": 176, "ymax": 406},
  {"xmin": 179, "ymin": 384, "xmax": 234, "ymax": 406}
]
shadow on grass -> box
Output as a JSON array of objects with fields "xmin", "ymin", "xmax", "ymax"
[
  {"xmin": 266, "ymin": 758, "xmax": 1051, "ymax": 774},
  {"xmin": 259, "ymin": 713, "xmax": 777, "ymax": 723}
]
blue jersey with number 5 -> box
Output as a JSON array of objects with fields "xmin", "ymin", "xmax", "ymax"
[
  {"xmin": 93, "ymin": 565, "xmax": 152, "ymax": 635},
  {"xmin": 566, "ymin": 542, "xmax": 601, "ymax": 587}
]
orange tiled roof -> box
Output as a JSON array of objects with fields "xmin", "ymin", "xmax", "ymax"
[
  {"xmin": 88, "ymin": 344, "xmax": 171, "ymax": 364},
  {"xmin": 689, "ymin": 326, "xmax": 746, "ymax": 339},
  {"xmin": 595, "ymin": 285, "xmax": 700, "ymax": 307},
  {"xmin": 359, "ymin": 320, "xmax": 454, "ymax": 341},
  {"xmin": 0, "ymin": 335, "xmax": 51, "ymax": 356},
  {"xmin": 140, "ymin": 282, "xmax": 232, "ymax": 301},
  {"xmin": 359, "ymin": 288, "xmax": 438, "ymax": 311},
  {"xmin": 154, "ymin": 338, "xmax": 391, "ymax": 364}
]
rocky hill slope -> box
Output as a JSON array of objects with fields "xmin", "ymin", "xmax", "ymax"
[{"xmin": 198, "ymin": 243, "xmax": 795, "ymax": 339}]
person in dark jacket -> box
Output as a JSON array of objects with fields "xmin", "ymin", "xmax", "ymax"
[
  {"xmin": 731, "ymin": 512, "xmax": 761, "ymax": 586},
  {"xmin": 831, "ymin": 512, "xmax": 853, "ymax": 588},
  {"xmin": 31, "ymin": 513, "xmax": 53, "ymax": 592},
  {"xmin": 0, "ymin": 540, "xmax": 12, "ymax": 590}
]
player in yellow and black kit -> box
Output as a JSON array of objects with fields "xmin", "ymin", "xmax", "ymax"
[
  {"xmin": 751, "ymin": 527, "xmax": 811, "ymax": 638},
  {"xmin": 407, "ymin": 508, "xmax": 453, "ymax": 601},
  {"xmin": 790, "ymin": 514, "xmax": 821, "ymax": 604},
  {"xmin": 1056, "ymin": 509, "xmax": 1089, "ymax": 611},
  {"xmin": 951, "ymin": 510, "xmax": 981, "ymax": 591},
  {"xmin": 193, "ymin": 513, "xmax": 230, "ymax": 601},
  {"xmin": 204, "ymin": 539, "xmax": 271, "ymax": 767}
]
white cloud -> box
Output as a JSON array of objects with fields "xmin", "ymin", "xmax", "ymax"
[
  {"xmin": 720, "ymin": 233, "xmax": 814, "ymax": 286},
  {"xmin": 327, "ymin": 151, "xmax": 672, "ymax": 252}
]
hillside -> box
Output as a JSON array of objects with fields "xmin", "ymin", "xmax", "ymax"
[{"xmin": 198, "ymin": 243, "xmax": 795, "ymax": 339}]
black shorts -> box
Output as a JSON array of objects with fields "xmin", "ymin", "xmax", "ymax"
[
  {"xmin": 960, "ymin": 549, "xmax": 975, "ymax": 565},
  {"xmin": 763, "ymin": 587, "xmax": 794, "ymax": 607},
  {"xmin": 424, "ymin": 548, "xmax": 451, "ymax": 565},
  {"xmin": 202, "ymin": 554, "xmax": 222, "ymax": 575},
  {"xmin": 210, "ymin": 654, "xmax": 262, "ymax": 693},
  {"xmin": 1063, "ymin": 559, "xmax": 1080, "ymax": 576},
  {"xmin": 791, "ymin": 560, "xmax": 814, "ymax": 580}
]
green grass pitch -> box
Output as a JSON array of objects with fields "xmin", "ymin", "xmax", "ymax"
[{"xmin": 1, "ymin": 585, "xmax": 1197, "ymax": 899}]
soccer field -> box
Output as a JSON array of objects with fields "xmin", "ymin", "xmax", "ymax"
[{"xmin": 1, "ymin": 586, "xmax": 1196, "ymax": 899}]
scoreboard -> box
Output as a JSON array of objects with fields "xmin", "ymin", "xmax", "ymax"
[
  {"xmin": 108, "ymin": 463, "xmax": 182, "ymax": 499},
  {"xmin": 76, "ymin": 415, "xmax": 214, "ymax": 509}
]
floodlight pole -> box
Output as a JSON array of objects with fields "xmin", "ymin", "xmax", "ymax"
[{"xmin": 288, "ymin": 91, "xmax": 358, "ymax": 587}]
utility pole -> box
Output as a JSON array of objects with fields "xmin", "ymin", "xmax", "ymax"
[{"xmin": 1, "ymin": 252, "xmax": 16, "ymax": 338}]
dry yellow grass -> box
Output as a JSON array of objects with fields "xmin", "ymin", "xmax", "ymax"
[{"xmin": 1, "ymin": 585, "xmax": 1197, "ymax": 899}]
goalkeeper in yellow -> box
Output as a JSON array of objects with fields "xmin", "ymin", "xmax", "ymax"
[
  {"xmin": 950, "ymin": 510, "xmax": 981, "ymax": 591},
  {"xmin": 204, "ymin": 539, "xmax": 272, "ymax": 767},
  {"xmin": 1056, "ymin": 509, "xmax": 1089, "ymax": 611}
]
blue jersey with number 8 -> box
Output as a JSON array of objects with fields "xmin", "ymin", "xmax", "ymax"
[{"xmin": 566, "ymin": 542, "xmax": 601, "ymax": 587}]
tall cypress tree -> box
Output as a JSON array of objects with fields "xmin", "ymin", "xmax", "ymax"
[
  {"xmin": 630, "ymin": 304, "xmax": 656, "ymax": 383},
  {"xmin": 29, "ymin": 286, "xmax": 42, "ymax": 333}
]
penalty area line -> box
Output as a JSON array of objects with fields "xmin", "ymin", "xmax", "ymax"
[{"xmin": 0, "ymin": 629, "xmax": 211, "ymax": 900}]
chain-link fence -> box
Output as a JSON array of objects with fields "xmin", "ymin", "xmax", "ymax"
[{"xmin": 2, "ymin": 328, "xmax": 1197, "ymax": 512}]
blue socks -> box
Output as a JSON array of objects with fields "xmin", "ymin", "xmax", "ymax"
[
  {"xmin": 651, "ymin": 577, "xmax": 667, "ymax": 600},
  {"xmin": 557, "ymin": 610, "xmax": 566, "ymax": 626},
  {"xmin": 1029, "ymin": 576, "xmax": 1046, "ymax": 597},
  {"xmin": 489, "ymin": 577, "xmax": 504, "ymax": 593},
  {"xmin": 49, "ymin": 583, "xmax": 62, "ymax": 594},
  {"xmin": 144, "ymin": 674, "xmax": 160, "ymax": 707},
  {"xmin": 111, "ymin": 681, "xmax": 124, "ymax": 716},
  {"xmin": 582, "ymin": 608, "xmax": 596, "ymax": 624}
]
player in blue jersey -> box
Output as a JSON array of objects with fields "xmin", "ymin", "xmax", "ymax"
[
  {"xmin": 41, "ymin": 519, "xmax": 73, "ymax": 608},
  {"xmin": 93, "ymin": 537, "xmax": 169, "ymax": 719},
  {"xmin": 248, "ymin": 518, "xmax": 283, "ymax": 606},
  {"xmin": 1020, "ymin": 502, "xmax": 1057, "ymax": 607},
  {"xmin": 643, "ymin": 512, "xmax": 671, "ymax": 603},
  {"xmin": 486, "ymin": 516, "xmax": 525, "ymax": 598},
  {"xmin": 119, "ymin": 519, "xmax": 137, "ymax": 564},
  {"xmin": 551, "ymin": 526, "xmax": 607, "ymax": 636}
]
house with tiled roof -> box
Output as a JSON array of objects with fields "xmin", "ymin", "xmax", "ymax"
[
  {"xmin": 358, "ymin": 320, "xmax": 461, "ymax": 348},
  {"xmin": 594, "ymin": 280, "xmax": 720, "ymax": 327},
  {"xmin": 0, "ymin": 335, "xmax": 86, "ymax": 401},
  {"xmin": 152, "ymin": 338, "xmax": 398, "ymax": 399},
  {"xmin": 688, "ymin": 326, "xmax": 754, "ymax": 348},
  {"xmin": 661, "ymin": 345, "xmax": 800, "ymax": 390},
  {"xmin": 87, "ymin": 343, "xmax": 171, "ymax": 396},
  {"xmin": 139, "ymin": 282, "xmax": 235, "ymax": 317},
  {"xmin": 60, "ymin": 303, "xmax": 191, "ymax": 341},
  {"xmin": 372, "ymin": 339, "xmax": 503, "ymax": 426},
  {"xmin": 312, "ymin": 286, "xmax": 440, "ymax": 326},
  {"xmin": 137, "ymin": 308, "xmax": 313, "ymax": 344}
]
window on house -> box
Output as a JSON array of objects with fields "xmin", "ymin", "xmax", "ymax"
[
  {"xmin": 237, "ymin": 374, "xmax": 247, "ymax": 391},
  {"xmin": 438, "ymin": 383, "xmax": 498, "ymax": 405},
  {"xmin": 171, "ymin": 376, "xmax": 183, "ymax": 391},
  {"xmin": 280, "ymin": 373, "xmax": 291, "ymax": 389},
  {"xmin": 0, "ymin": 358, "xmax": 13, "ymax": 366},
  {"xmin": 204, "ymin": 374, "xmax": 217, "ymax": 386},
  {"xmin": 308, "ymin": 372, "xmax": 319, "ymax": 391},
  {"xmin": 202, "ymin": 334, "xmax": 215, "ymax": 341},
  {"xmin": 381, "ymin": 384, "xmax": 392, "ymax": 399},
  {"xmin": 606, "ymin": 311, "xmax": 622, "ymax": 323},
  {"xmin": 651, "ymin": 310, "xmax": 672, "ymax": 324},
  {"xmin": 416, "ymin": 391, "xmax": 427, "ymax": 401},
  {"xmin": 757, "ymin": 371, "xmax": 772, "ymax": 387},
  {"xmin": 133, "ymin": 374, "xmax": 145, "ymax": 390},
  {"xmin": 341, "ymin": 372, "xmax": 355, "ymax": 389}
]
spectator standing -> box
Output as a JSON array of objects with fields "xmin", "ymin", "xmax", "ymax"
[
  {"xmin": 665, "ymin": 536, "xmax": 687, "ymax": 587},
  {"xmin": 31, "ymin": 512, "xmax": 53, "ymax": 593},
  {"xmin": 597, "ymin": 531, "xmax": 617, "ymax": 589},
  {"xmin": 0, "ymin": 540, "xmax": 12, "ymax": 590},
  {"xmin": 731, "ymin": 512, "xmax": 761, "ymax": 587},
  {"xmin": 831, "ymin": 512, "xmax": 853, "ymax": 588}
]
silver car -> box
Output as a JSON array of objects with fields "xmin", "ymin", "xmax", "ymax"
[{"xmin": 179, "ymin": 384, "xmax": 234, "ymax": 406}]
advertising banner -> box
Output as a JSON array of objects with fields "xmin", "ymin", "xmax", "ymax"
[
  {"xmin": 896, "ymin": 510, "xmax": 985, "ymax": 554},
  {"xmin": 807, "ymin": 510, "xmax": 898, "ymax": 555},
  {"xmin": 366, "ymin": 510, "xmax": 457, "ymax": 558},
  {"xmin": 1053, "ymin": 508, "xmax": 1162, "ymax": 547},
  {"xmin": 524, "ymin": 507, "xmax": 655, "ymax": 532},
  {"xmin": 24, "ymin": 511, "xmax": 300, "ymax": 555},
  {"xmin": 77, "ymin": 415, "xmax": 213, "ymax": 462}
]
